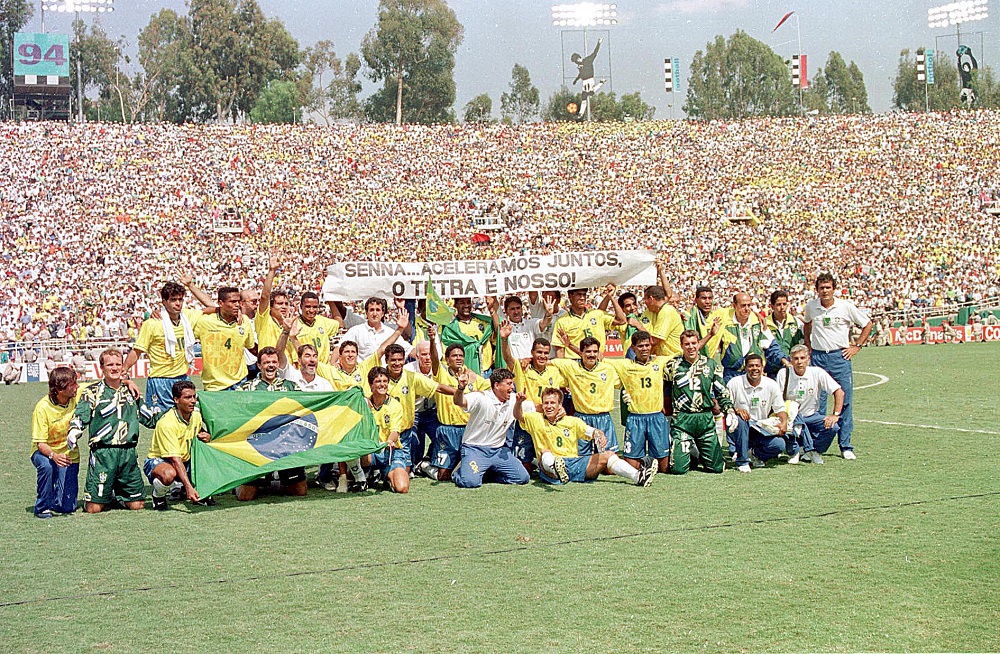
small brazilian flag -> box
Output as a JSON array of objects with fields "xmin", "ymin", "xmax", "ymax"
[
  {"xmin": 191, "ymin": 387, "xmax": 383, "ymax": 497},
  {"xmin": 425, "ymin": 277, "xmax": 456, "ymax": 326}
]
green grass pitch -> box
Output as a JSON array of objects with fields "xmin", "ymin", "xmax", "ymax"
[{"xmin": 1, "ymin": 344, "xmax": 998, "ymax": 653}]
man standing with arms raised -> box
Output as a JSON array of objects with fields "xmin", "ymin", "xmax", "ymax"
[
  {"xmin": 802, "ymin": 274, "xmax": 873, "ymax": 460},
  {"xmin": 194, "ymin": 286, "xmax": 257, "ymax": 391}
]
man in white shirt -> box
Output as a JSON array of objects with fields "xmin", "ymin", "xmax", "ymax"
[
  {"xmin": 498, "ymin": 295, "xmax": 555, "ymax": 360},
  {"xmin": 802, "ymin": 273, "xmax": 872, "ymax": 460},
  {"xmin": 343, "ymin": 297, "xmax": 413, "ymax": 362},
  {"xmin": 450, "ymin": 368, "xmax": 530, "ymax": 488},
  {"xmin": 776, "ymin": 345, "xmax": 846, "ymax": 465},
  {"xmin": 726, "ymin": 353, "xmax": 790, "ymax": 473}
]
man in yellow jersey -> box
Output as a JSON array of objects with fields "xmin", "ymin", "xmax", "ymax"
[
  {"xmin": 553, "ymin": 288, "xmax": 626, "ymax": 359},
  {"xmin": 631, "ymin": 285, "xmax": 684, "ymax": 358},
  {"xmin": 294, "ymin": 291, "xmax": 339, "ymax": 364},
  {"xmin": 144, "ymin": 380, "xmax": 213, "ymax": 510},
  {"xmin": 424, "ymin": 332, "xmax": 490, "ymax": 481},
  {"xmin": 607, "ymin": 331, "xmax": 673, "ymax": 472},
  {"xmin": 193, "ymin": 286, "xmax": 257, "ymax": 390},
  {"xmin": 125, "ymin": 281, "xmax": 202, "ymax": 412},
  {"xmin": 499, "ymin": 323, "xmax": 564, "ymax": 472},
  {"xmin": 552, "ymin": 335, "xmax": 622, "ymax": 452},
  {"xmin": 30, "ymin": 367, "xmax": 80, "ymax": 517},
  {"xmin": 439, "ymin": 297, "xmax": 495, "ymax": 375},
  {"xmin": 255, "ymin": 251, "xmax": 293, "ymax": 356},
  {"xmin": 359, "ymin": 366, "xmax": 410, "ymax": 493},
  {"xmin": 515, "ymin": 388, "xmax": 656, "ymax": 487}
]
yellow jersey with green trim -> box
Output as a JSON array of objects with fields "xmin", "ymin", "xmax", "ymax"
[
  {"xmin": 133, "ymin": 309, "xmax": 203, "ymax": 378},
  {"xmin": 32, "ymin": 395, "xmax": 80, "ymax": 463},
  {"xmin": 369, "ymin": 396, "xmax": 405, "ymax": 444},
  {"xmin": 295, "ymin": 315, "xmax": 340, "ymax": 364},
  {"xmin": 638, "ymin": 306, "xmax": 684, "ymax": 358},
  {"xmin": 553, "ymin": 309, "xmax": 616, "ymax": 358},
  {"xmin": 512, "ymin": 362, "xmax": 566, "ymax": 404},
  {"xmin": 551, "ymin": 358, "xmax": 620, "ymax": 414},
  {"xmin": 434, "ymin": 367, "xmax": 490, "ymax": 426},
  {"xmin": 193, "ymin": 312, "xmax": 256, "ymax": 390},
  {"xmin": 457, "ymin": 317, "xmax": 494, "ymax": 371},
  {"xmin": 608, "ymin": 356, "xmax": 671, "ymax": 414},
  {"xmin": 386, "ymin": 369, "xmax": 439, "ymax": 430},
  {"xmin": 317, "ymin": 361, "xmax": 366, "ymax": 391},
  {"xmin": 519, "ymin": 412, "xmax": 592, "ymax": 458},
  {"xmin": 147, "ymin": 407, "xmax": 202, "ymax": 461}
]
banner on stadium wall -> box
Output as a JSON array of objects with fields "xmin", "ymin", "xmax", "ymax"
[
  {"xmin": 80, "ymin": 357, "xmax": 203, "ymax": 381},
  {"xmin": 887, "ymin": 326, "xmax": 970, "ymax": 345},
  {"xmin": 321, "ymin": 250, "xmax": 657, "ymax": 301}
]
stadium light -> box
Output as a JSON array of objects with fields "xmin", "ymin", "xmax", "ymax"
[
  {"xmin": 551, "ymin": 3, "xmax": 618, "ymax": 27},
  {"xmin": 927, "ymin": 0, "xmax": 988, "ymax": 28},
  {"xmin": 41, "ymin": 0, "xmax": 116, "ymax": 13}
]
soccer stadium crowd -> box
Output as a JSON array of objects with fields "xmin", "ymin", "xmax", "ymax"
[{"xmin": 4, "ymin": 110, "xmax": 1000, "ymax": 350}]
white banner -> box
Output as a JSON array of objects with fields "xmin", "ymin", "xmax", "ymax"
[{"xmin": 322, "ymin": 250, "xmax": 657, "ymax": 300}]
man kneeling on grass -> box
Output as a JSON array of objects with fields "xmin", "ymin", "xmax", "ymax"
[
  {"xmin": 358, "ymin": 366, "xmax": 410, "ymax": 494},
  {"xmin": 144, "ymin": 380, "xmax": 214, "ymax": 509},
  {"xmin": 514, "ymin": 387, "xmax": 657, "ymax": 487}
]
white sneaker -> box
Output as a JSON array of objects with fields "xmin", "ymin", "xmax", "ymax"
[
  {"xmin": 322, "ymin": 479, "xmax": 338, "ymax": 492},
  {"xmin": 336, "ymin": 475, "xmax": 349, "ymax": 493},
  {"xmin": 750, "ymin": 454, "xmax": 765, "ymax": 469},
  {"xmin": 842, "ymin": 450, "xmax": 857, "ymax": 460},
  {"xmin": 806, "ymin": 451, "xmax": 825, "ymax": 465},
  {"xmin": 737, "ymin": 463, "xmax": 752, "ymax": 473},
  {"xmin": 787, "ymin": 451, "xmax": 801, "ymax": 465},
  {"xmin": 415, "ymin": 459, "xmax": 432, "ymax": 478}
]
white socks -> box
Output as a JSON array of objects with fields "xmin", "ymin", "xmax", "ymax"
[
  {"xmin": 540, "ymin": 451, "xmax": 557, "ymax": 477},
  {"xmin": 347, "ymin": 459, "xmax": 367, "ymax": 482},
  {"xmin": 152, "ymin": 478, "xmax": 170, "ymax": 498},
  {"xmin": 607, "ymin": 454, "xmax": 639, "ymax": 483}
]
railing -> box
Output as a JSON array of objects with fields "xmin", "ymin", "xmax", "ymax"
[
  {"xmin": 875, "ymin": 295, "xmax": 1000, "ymax": 324},
  {"xmin": 0, "ymin": 337, "xmax": 135, "ymax": 364}
]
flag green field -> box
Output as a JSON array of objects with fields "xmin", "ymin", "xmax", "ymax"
[
  {"xmin": 193, "ymin": 387, "xmax": 383, "ymax": 497},
  {"xmin": 425, "ymin": 277, "xmax": 456, "ymax": 326}
]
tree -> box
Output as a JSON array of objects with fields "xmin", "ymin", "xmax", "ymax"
[
  {"xmin": 302, "ymin": 41, "xmax": 362, "ymax": 124},
  {"xmin": 500, "ymin": 63, "xmax": 539, "ymax": 123},
  {"xmin": 0, "ymin": 0, "xmax": 34, "ymax": 104},
  {"xmin": 823, "ymin": 52, "xmax": 870, "ymax": 114},
  {"xmin": 69, "ymin": 18, "xmax": 120, "ymax": 119},
  {"xmin": 463, "ymin": 93, "xmax": 492, "ymax": 123},
  {"xmin": 893, "ymin": 49, "xmax": 962, "ymax": 112},
  {"xmin": 589, "ymin": 91, "xmax": 622, "ymax": 121},
  {"xmin": 684, "ymin": 31, "xmax": 798, "ymax": 120},
  {"xmin": 250, "ymin": 79, "xmax": 299, "ymax": 123},
  {"xmin": 137, "ymin": 8, "xmax": 197, "ymax": 122},
  {"xmin": 541, "ymin": 86, "xmax": 579, "ymax": 122},
  {"xmin": 803, "ymin": 66, "xmax": 829, "ymax": 113},
  {"xmin": 618, "ymin": 91, "xmax": 655, "ymax": 120},
  {"xmin": 361, "ymin": 0, "xmax": 464, "ymax": 125}
]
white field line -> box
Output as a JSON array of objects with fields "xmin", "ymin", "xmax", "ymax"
[{"xmin": 853, "ymin": 371, "xmax": 999, "ymax": 435}]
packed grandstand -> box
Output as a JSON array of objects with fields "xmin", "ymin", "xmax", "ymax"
[{"xmin": 3, "ymin": 111, "xmax": 1000, "ymax": 355}]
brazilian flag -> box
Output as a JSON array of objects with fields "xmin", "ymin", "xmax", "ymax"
[
  {"xmin": 191, "ymin": 387, "xmax": 383, "ymax": 497},
  {"xmin": 425, "ymin": 277, "xmax": 456, "ymax": 326}
]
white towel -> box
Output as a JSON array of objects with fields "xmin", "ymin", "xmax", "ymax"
[{"xmin": 162, "ymin": 310, "xmax": 196, "ymax": 364}]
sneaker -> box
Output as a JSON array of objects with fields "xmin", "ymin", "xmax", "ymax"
[
  {"xmin": 750, "ymin": 454, "xmax": 766, "ymax": 469},
  {"xmin": 151, "ymin": 495, "xmax": 169, "ymax": 511},
  {"xmin": 842, "ymin": 450, "xmax": 857, "ymax": 460},
  {"xmin": 35, "ymin": 510, "xmax": 53, "ymax": 519},
  {"xmin": 336, "ymin": 475, "xmax": 349, "ymax": 494},
  {"xmin": 191, "ymin": 497, "xmax": 217, "ymax": 507},
  {"xmin": 787, "ymin": 451, "xmax": 801, "ymax": 465},
  {"xmin": 169, "ymin": 486, "xmax": 186, "ymax": 501},
  {"xmin": 415, "ymin": 459, "xmax": 432, "ymax": 478},
  {"xmin": 731, "ymin": 452, "xmax": 738, "ymax": 463},
  {"xmin": 636, "ymin": 463, "xmax": 657, "ymax": 487},
  {"xmin": 736, "ymin": 463, "xmax": 752, "ymax": 473},
  {"xmin": 806, "ymin": 451, "xmax": 825, "ymax": 465},
  {"xmin": 348, "ymin": 480, "xmax": 369, "ymax": 493},
  {"xmin": 322, "ymin": 480, "xmax": 338, "ymax": 492},
  {"xmin": 552, "ymin": 456, "xmax": 570, "ymax": 484}
]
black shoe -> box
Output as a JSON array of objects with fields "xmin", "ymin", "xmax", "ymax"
[
  {"xmin": 348, "ymin": 480, "xmax": 369, "ymax": 493},
  {"xmin": 169, "ymin": 486, "xmax": 186, "ymax": 501},
  {"xmin": 636, "ymin": 464, "xmax": 658, "ymax": 488},
  {"xmin": 35, "ymin": 510, "xmax": 53, "ymax": 519},
  {"xmin": 151, "ymin": 495, "xmax": 169, "ymax": 511},
  {"xmin": 191, "ymin": 496, "xmax": 217, "ymax": 507}
]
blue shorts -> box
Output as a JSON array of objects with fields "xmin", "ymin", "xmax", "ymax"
[
  {"xmin": 623, "ymin": 412, "xmax": 670, "ymax": 460},
  {"xmin": 538, "ymin": 455, "xmax": 592, "ymax": 484},
  {"xmin": 145, "ymin": 376, "xmax": 188, "ymax": 413},
  {"xmin": 143, "ymin": 456, "xmax": 189, "ymax": 482},
  {"xmin": 509, "ymin": 424, "xmax": 536, "ymax": 464},
  {"xmin": 575, "ymin": 412, "xmax": 619, "ymax": 453},
  {"xmin": 432, "ymin": 424, "xmax": 466, "ymax": 470},
  {"xmin": 371, "ymin": 445, "xmax": 411, "ymax": 474},
  {"xmin": 453, "ymin": 444, "xmax": 530, "ymax": 488}
]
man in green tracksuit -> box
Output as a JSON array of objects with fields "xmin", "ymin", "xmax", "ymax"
[
  {"xmin": 665, "ymin": 330, "xmax": 735, "ymax": 474},
  {"xmin": 67, "ymin": 348, "xmax": 159, "ymax": 513}
]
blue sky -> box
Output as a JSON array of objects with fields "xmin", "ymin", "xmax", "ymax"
[{"xmin": 30, "ymin": 0, "xmax": 999, "ymax": 117}]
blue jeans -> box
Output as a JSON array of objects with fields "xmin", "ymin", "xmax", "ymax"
[
  {"xmin": 733, "ymin": 417, "xmax": 808, "ymax": 465},
  {"xmin": 453, "ymin": 445, "xmax": 530, "ymax": 488},
  {"xmin": 810, "ymin": 349, "xmax": 854, "ymax": 451},
  {"xmin": 796, "ymin": 412, "xmax": 838, "ymax": 454},
  {"xmin": 412, "ymin": 410, "xmax": 439, "ymax": 464},
  {"xmin": 31, "ymin": 450, "xmax": 79, "ymax": 514}
]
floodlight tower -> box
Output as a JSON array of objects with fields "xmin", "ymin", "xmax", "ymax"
[
  {"xmin": 40, "ymin": 0, "xmax": 117, "ymax": 121},
  {"xmin": 551, "ymin": 3, "xmax": 618, "ymax": 120}
]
